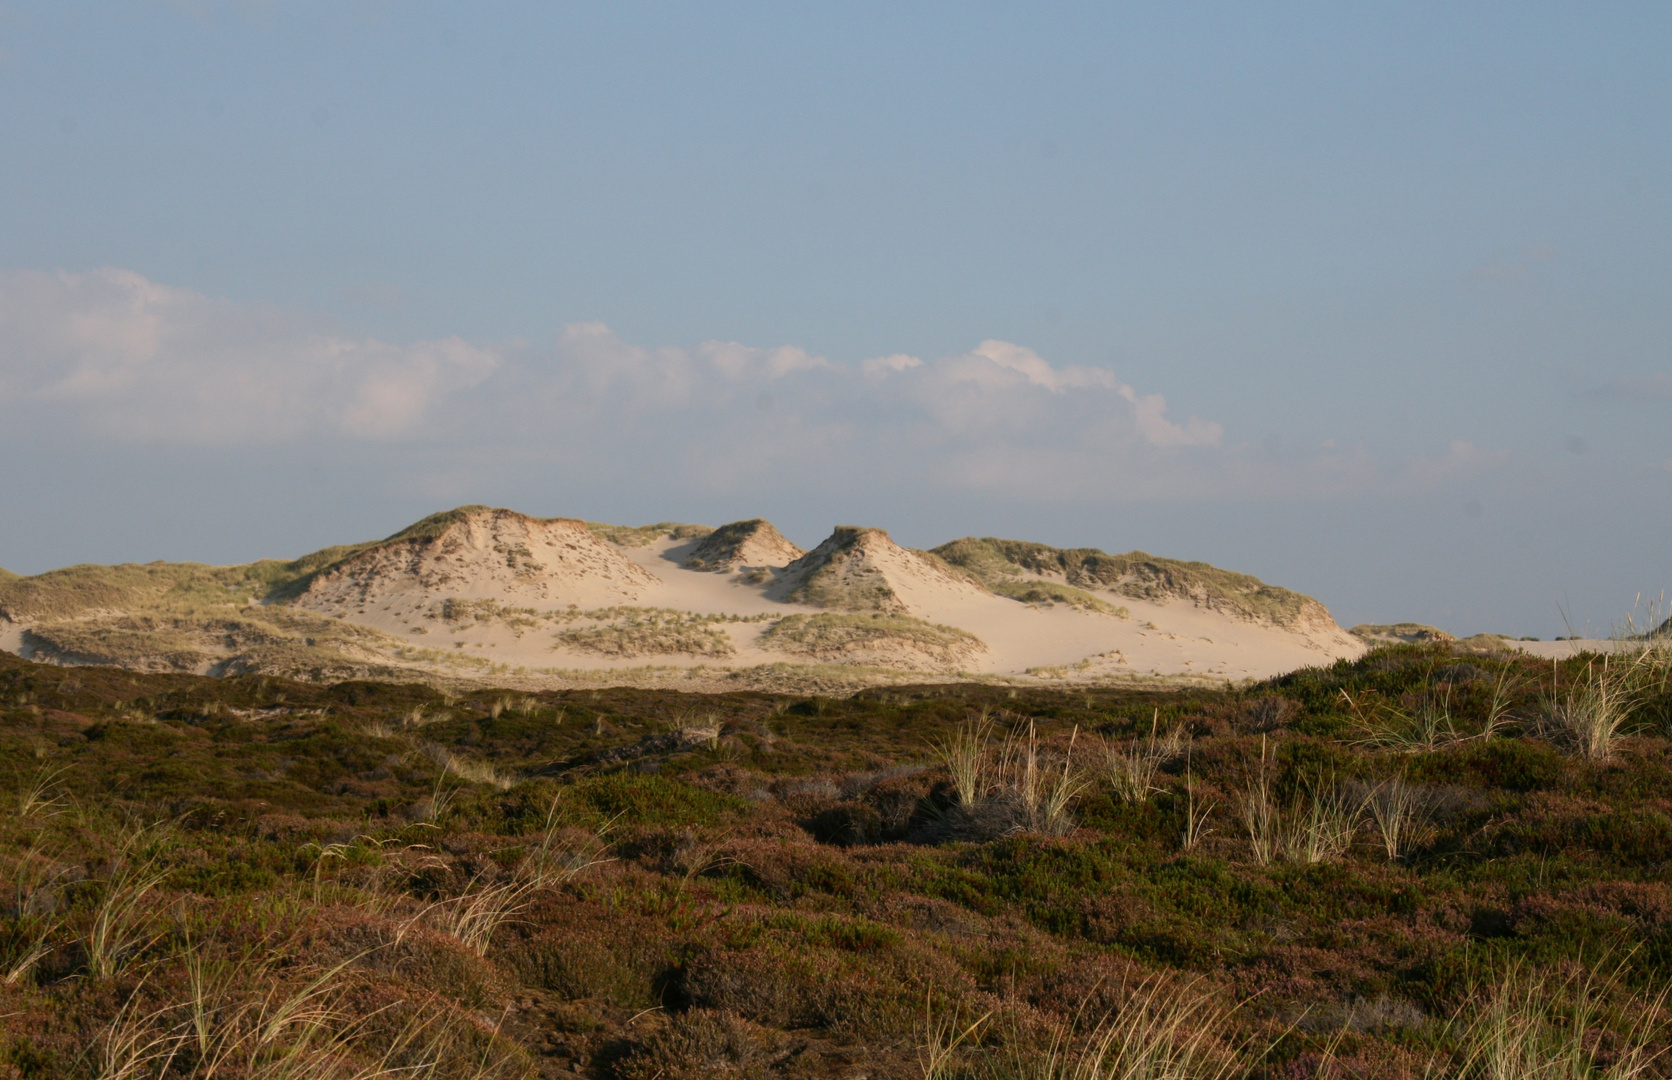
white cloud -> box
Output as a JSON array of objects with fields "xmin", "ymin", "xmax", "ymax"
[
  {"xmin": 861, "ymin": 353, "xmax": 923, "ymax": 379},
  {"xmin": 0, "ymin": 267, "xmax": 500, "ymax": 442},
  {"xmin": 0, "ymin": 267, "xmax": 1484, "ymax": 505},
  {"xmin": 1400, "ymin": 439, "xmax": 1509, "ymax": 491}
]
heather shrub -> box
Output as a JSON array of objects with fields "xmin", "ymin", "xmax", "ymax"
[{"xmin": 615, "ymin": 1008, "xmax": 780, "ymax": 1080}]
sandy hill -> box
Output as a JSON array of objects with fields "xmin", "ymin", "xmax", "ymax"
[
  {"xmin": 293, "ymin": 506, "xmax": 660, "ymax": 616},
  {"xmin": 682, "ymin": 519, "xmax": 804, "ymax": 572},
  {"xmin": 771, "ymin": 526, "xmax": 991, "ymax": 616},
  {"xmin": 0, "ymin": 505, "xmax": 1374, "ymax": 688}
]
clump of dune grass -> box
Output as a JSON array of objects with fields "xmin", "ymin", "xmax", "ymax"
[
  {"xmin": 1435, "ymin": 963, "xmax": 1668, "ymax": 1080},
  {"xmin": 15, "ymin": 763, "xmax": 68, "ymax": 820},
  {"xmin": 1363, "ymin": 776, "xmax": 1428, "ymax": 861},
  {"xmin": 1101, "ymin": 711, "xmax": 1187, "ymax": 803},
  {"xmin": 990, "ymin": 580, "xmax": 1128, "ymax": 616},
  {"xmin": 424, "ymin": 743, "xmax": 516, "ymax": 791},
  {"xmin": 763, "ymin": 612, "xmax": 982, "ymax": 669},
  {"xmin": 926, "ymin": 712, "xmax": 1086, "ymax": 838},
  {"xmin": 1000, "ymin": 719, "xmax": 1086, "ymax": 836},
  {"xmin": 555, "ymin": 608, "xmax": 736, "ymax": 659},
  {"xmin": 1287, "ymin": 785, "xmax": 1361, "ymax": 864},
  {"xmin": 1536, "ymin": 656, "xmax": 1634, "ymax": 761},
  {"xmin": 934, "ymin": 710, "xmax": 997, "ymax": 808},
  {"xmin": 518, "ymin": 795, "xmax": 619, "ymax": 890},
  {"xmin": 920, "ymin": 996, "xmax": 992, "ymax": 1080},
  {"xmin": 1179, "ymin": 766, "xmax": 1216, "ymax": 851},
  {"xmin": 1238, "ymin": 739, "xmax": 1358, "ymax": 866},
  {"xmin": 422, "ymin": 876, "xmax": 537, "ymax": 955},
  {"xmin": 107, "ymin": 945, "xmax": 532, "ymax": 1080},
  {"xmin": 931, "ymin": 535, "xmax": 1317, "ymax": 627},
  {"xmin": 1341, "ymin": 684, "xmax": 1464, "ymax": 753},
  {"xmin": 959, "ymin": 972, "xmax": 1249, "ymax": 1080},
  {"xmin": 86, "ymin": 834, "xmax": 170, "ymax": 980}
]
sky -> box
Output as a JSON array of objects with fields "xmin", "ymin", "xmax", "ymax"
[{"xmin": 0, "ymin": 2, "xmax": 1668, "ymax": 638}]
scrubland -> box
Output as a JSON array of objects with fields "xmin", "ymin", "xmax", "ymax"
[{"xmin": 3, "ymin": 640, "xmax": 1672, "ymax": 1078}]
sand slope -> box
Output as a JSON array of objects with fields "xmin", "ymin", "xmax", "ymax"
[{"xmin": 294, "ymin": 509, "xmax": 659, "ymax": 616}]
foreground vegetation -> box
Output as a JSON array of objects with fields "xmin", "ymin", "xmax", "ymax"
[{"xmin": 3, "ymin": 640, "xmax": 1672, "ymax": 1078}]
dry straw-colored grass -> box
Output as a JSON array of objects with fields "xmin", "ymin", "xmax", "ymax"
[
  {"xmin": 1101, "ymin": 711, "xmax": 1187, "ymax": 804},
  {"xmin": 1436, "ymin": 964, "xmax": 1669, "ymax": 1080}
]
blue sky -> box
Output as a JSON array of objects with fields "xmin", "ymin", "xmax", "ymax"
[{"xmin": 1, "ymin": 2, "xmax": 1668, "ymax": 637}]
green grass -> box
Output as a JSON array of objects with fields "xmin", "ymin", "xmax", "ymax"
[
  {"xmin": 554, "ymin": 608, "xmax": 738, "ymax": 659},
  {"xmin": 990, "ymin": 580, "xmax": 1128, "ymax": 615},
  {"xmin": 933, "ymin": 536, "xmax": 1322, "ymax": 626},
  {"xmin": 761, "ymin": 612, "xmax": 983, "ymax": 668},
  {"xmin": 585, "ymin": 520, "xmax": 713, "ymax": 547}
]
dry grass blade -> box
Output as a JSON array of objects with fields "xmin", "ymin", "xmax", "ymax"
[
  {"xmin": 93, "ymin": 988, "xmax": 185, "ymax": 1080},
  {"xmin": 934, "ymin": 710, "xmax": 996, "ymax": 808},
  {"xmin": 1180, "ymin": 768, "xmax": 1215, "ymax": 852},
  {"xmin": 426, "ymin": 876, "xmax": 537, "ymax": 955},
  {"xmin": 1103, "ymin": 711, "xmax": 1187, "ymax": 804},
  {"xmin": 519, "ymin": 798, "xmax": 619, "ymax": 889},
  {"xmin": 1365, "ymin": 777, "xmax": 1426, "ymax": 861},
  {"xmin": 4, "ymin": 917, "xmax": 58, "ymax": 985},
  {"xmin": 87, "ymin": 852, "xmax": 169, "ymax": 980},
  {"xmin": 15, "ymin": 764, "xmax": 70, "ymax": 820},
  {"xmin": 1038, "ymin": 727, "xmax": 1089, "ymax": 835},
  {"xmin": 1482, "ymin": 666, "xmax": 1520, "ymax": 741},
  {"xmin": 1436, "ymin": 963, "xmax": 1670, "ymax": 1080},
  {"xmin": 1239, "ymin": 737, "xmax": 1281, "ymax": 866},
  {"xmin": 1537, "ymin": 657, "xmax": 1634, "ymax": 761},
  {"xmin": 920, "ymin": 991, "xmax": 991, "ymax": 1080}
]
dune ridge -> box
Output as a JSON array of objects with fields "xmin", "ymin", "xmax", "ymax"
[{"xmin": 0, "ymin": 505, "xmax": 1370, "ymax": 687}]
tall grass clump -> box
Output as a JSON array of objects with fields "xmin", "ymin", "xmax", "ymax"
[
  {"xmin": 1101, "ymin": 711, "xmax": 1187, "ymax": 804},
  {"xmin": 928, "ymin": 714, "xmax": 1086, "ymax": 838},
  {"xmin": 1341, "ymin": 685, "xmax": 1463, "ymax": 753},
  {"xmin": 1179, "ymin": 766, "xmax": 1215, "ymax": 852},
  {"xmin": 1237, "ymin": 739, "xmax": 1357, "ymax": 865},
  {"xmin": 1363, "ymin": 776, "xmax": 1427, "ymax": 862},
  {"xmin": 86, "ymin": 838, "xmax": 169, "ymax": 979},
  {"xmin": 1436, "ymin": 964, "xmax": 1668, "ymax": 1080},
  {"xmin": 424, "ymin": 743, "xmax": 516, "ymax": 791},
  {"xmin": 423, "ymin": 877, "xmax": 536, "ymax": 955},
  {"xmin": 935, "ymin": 711, "xmax": 997, "ymax": 808},
  {"xmin": 969, "ymin": 973, "xmax": 1248, "ymax": 1080},
  {"xmin": 1287, "ymin": 785, "xmax": 1361, "ymax": 865},
  {"xmin": 1537, "ymin": 657, "xmax": 1634, "ymax": 761}
]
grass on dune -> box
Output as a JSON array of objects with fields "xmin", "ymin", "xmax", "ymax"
[
  {"xmin": 761, "ymin": 613, "xmax": 984, "ymax": 670},
  {"xmin": 932, "ymin": 537, "xmax": 1320, "ymax": 626}
]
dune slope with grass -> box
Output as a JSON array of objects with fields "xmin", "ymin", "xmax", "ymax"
[{"xmin": 0, "ymin": 506, "xmax": 1365, "ymax": 687}]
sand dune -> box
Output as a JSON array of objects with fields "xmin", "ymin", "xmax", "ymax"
[{"xmin": 0, "ymin": 505, "xmax": 1368, "ymax": 686}]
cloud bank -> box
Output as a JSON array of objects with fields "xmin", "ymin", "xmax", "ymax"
[
  {"xmin": 0, "ymin": 267, "xmax": 1474, "ymax": 503},
  {"xmin": 0, "ymin": 268, "xmax": 500, "ymax": 441}
]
